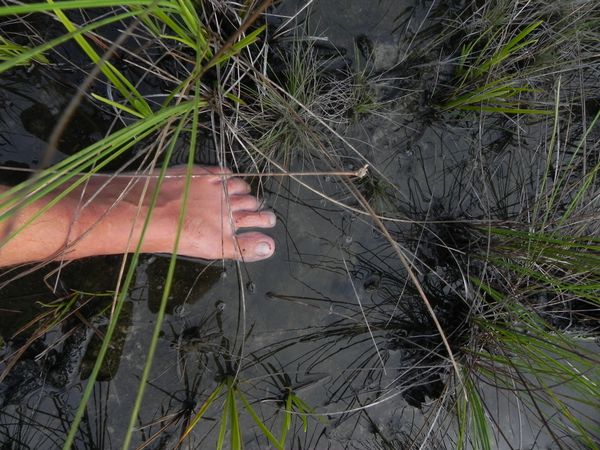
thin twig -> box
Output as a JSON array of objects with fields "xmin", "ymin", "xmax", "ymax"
[{"xmin": 0, "ymin": 165, "xmax": 370, "ymax": 179}]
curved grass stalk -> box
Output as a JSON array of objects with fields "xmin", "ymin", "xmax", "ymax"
[
  {"xmin": 48, "ymin": 0, "xmax": 151, "ymax": 117},
  {"xmin": 121, "ymin": 84, "xmax": 200, "ymax": 450},
  {"xmin": 61, "ymin": 103, "xmax": 197, "ymax": 448},
  {"xmin": 222, "ymin": 49, "xmax": 467, "ymax": 405},
  {"xmin": 341, "ymin": 177, "xmax": 467, "ymax": 396}
]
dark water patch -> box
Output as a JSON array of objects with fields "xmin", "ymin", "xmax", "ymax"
[
  {"xmin": 144, "ymin": 256, "xmax": 224, "ymax": 315},
  {"xmin": 80, "ymin": 302, "xmax": 132, "ymax": 382},
  {"xmin": 0, "ymin": 67, "xmax": 115, "ymax": 173}
]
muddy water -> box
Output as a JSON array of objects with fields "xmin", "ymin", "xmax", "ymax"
[{"xmin": 0, "ymin": 1, "xmax": 589, "ymax": 449}]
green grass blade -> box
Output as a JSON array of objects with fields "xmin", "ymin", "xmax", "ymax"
[
  {"xmin": 174, "ymin": 0, "xmax": 200, "ymax": 39},
  {"xmin": 0, "ymin": 36, "xmax": 49, "ymax": 64},
  {"xmin": 178, "ymin": 384, "xmax": 224, "ymax": 445},
  {"xmin": 60, "ymin": 104, "xmax": 194, "ymax": 450},
  {"xmin": 91, "ymin": 93, "xmax": 146, "ymax": 118},
  {"xmin": 205, "ymin": 25, "xmax": 266, "ymax": 70},
  {"xmin": 217, "ymin": 388, "xmax": 230, "ymax": 450},
  {"xmin": 158, "ymin": 33, "xmax": 196, "ymax": 49},
  {"xmin": 230, "ymin": 385, "xmax": 242, "ymax": 450},
  {"xmin": 239, "ymin": 389, "xmax": 284, "ymax": 450},
  {"xmin": 121, "ymin": 83, "xmax": 202, "ymax": 448},
  {"xmin": 120, "ymin": 127, "xmax": 191, "ymax": 450},
  {"xmin": 280, "ymin": 392, "xmax": 292, "ymax": 444},
  {"xmin": 0, "ymin": 9, "xmax": 143, "ymax": 73},
  {"xmin": 48, "ymin": 0, "xmax": 152, "ymax": 116},
  {"xmin": 558, "ymin": 110, "xmax": 600, "ymax": 225},
  {"xmin": 465, "ymin": 378, "xmax": 492, "ymax": 450},
  {"xmin": 292, "ymin": 395, "xmax": 323, "ymax": 427},
  {"xmin": 0, "ymin": 0, "xmax": 175, "ymax": 15},
  {"xmin": 474, "ymin": 20, "xmax": 543, "ymax": 77},
  {"xmin": 457, "ymin": 105, "xmax": 552, "ymax": 114}
]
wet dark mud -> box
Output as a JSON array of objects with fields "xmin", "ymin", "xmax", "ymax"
[
  {"xmin": 0, "ymin": 67, "xmax": 113, "ymax": 170},
  {"xmin": 1, "ymin": 0, "xmax": 598, "ymax": 449}
]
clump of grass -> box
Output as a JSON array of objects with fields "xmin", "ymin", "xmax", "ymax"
[
  {"xmin": 440, "ymin": 0, "xmax": 600, "ymax": 116},
  {"xmin": 177, "ymin": 375, "xmax": 285, "ymax": 450},
  {"xmin": 396, "ymin": 2, "xmax": 600, "ymax": 445},
  {"xmin": 467, "ymin": 278, "xmax": 599, "ymax": 449},
  {"xmin": 453, "ymin": 109, "xmax": 600, "ymax": 447},
  {"xmin": 167, "ymin": 353, "xmax": 323, "ymax": 449},
  {"xmin": 442, "ymin": 19, "xmax": 551, "ymax": 115},
  {"xmin": 227, "ymin": 35, "xmax": 388, "ymax": 174}
]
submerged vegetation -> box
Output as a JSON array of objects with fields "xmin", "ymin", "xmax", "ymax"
[{"xmin": 0, "ymin": 0, "xmax": 598, "ymax": 449}]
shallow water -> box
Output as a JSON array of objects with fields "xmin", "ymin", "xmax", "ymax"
[{"xmin": 0, "ymin": 1, "xmax": 598, "ymax": 449}]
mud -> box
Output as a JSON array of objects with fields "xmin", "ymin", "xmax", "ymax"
[{"xmin": 0, "ymin": 1, "xmax": 597, "ymax": 449}]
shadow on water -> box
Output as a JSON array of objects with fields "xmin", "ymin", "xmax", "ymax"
[{"xmin": 0, "ymin": 67, "xmax": 115, "ymax": 172}]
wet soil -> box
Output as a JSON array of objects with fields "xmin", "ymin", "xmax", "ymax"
[{"xmin": 0, "ymin": 1, "xmax": 598, "ymax": 449}]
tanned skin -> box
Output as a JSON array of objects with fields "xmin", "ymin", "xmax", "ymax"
[{"xmin": 0, "ymin": 166, "xmax": 276, "ymax": 267}]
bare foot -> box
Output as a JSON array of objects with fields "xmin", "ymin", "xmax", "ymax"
[
  {"xmin": 0, "ymin": 166, "xmax": 276, "ymax": 266},
  {"xmin": 141, "ymin": 166, "xmax": 276, "ymax": 262},
  {"xmin": 73, "ymin": 165, "xmax": 277, "ymax": 262}
]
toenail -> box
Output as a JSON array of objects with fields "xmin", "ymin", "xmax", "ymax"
[
  {"xmin": 256, "ymin": 242, "xmax": 272, "ymax": 256},
  {"xmin": 264, "ymin": 211, "xmax": 276, "ymax": 226}
]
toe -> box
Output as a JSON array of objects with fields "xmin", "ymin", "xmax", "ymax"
[
  {"xmin": 233, "ymin": 210, "xmax": 276, "ymax": 229},
  {"xmin": 234, "ymin": 232, "xmax": 275, "ymax": 262},
  {"xmin": 228, "ymin": 195, "xmax": 260, "ymax": 211},
  {"xmin": 226, "ymin": 178, "xmax": 251, "ymax": 195}
]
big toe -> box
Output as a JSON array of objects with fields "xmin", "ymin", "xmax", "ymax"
[{"xmin": 235, "ymin": 232, "xmax": 275, "ymax": 262}]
